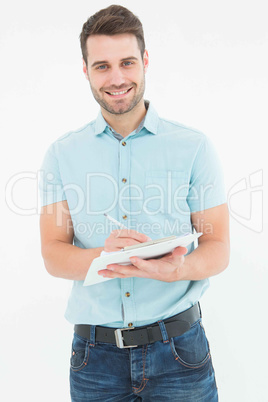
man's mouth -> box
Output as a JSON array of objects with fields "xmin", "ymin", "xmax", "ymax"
[{"xmin": 105, "ymin": 87, "xmax": 133, "ymax": 97}]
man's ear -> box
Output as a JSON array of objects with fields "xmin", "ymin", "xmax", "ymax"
[
  {"xmin": 82, "ymin": 59, "xmax": 89, "ymax": 81},
  {"xmin": 143, "ymin": 50, "xmax": 149, "ymax": 73}
]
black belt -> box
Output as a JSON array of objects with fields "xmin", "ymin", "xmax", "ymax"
[{"xmin": 74, "ymin": 303, "xmax": 201, "ymax": 349}]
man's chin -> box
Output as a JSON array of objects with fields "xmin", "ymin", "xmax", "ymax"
[
  {"xmin": 107, "ymin": 108, "xmax": 131, "ymax": 115},
  {"xmin": 102, "ymin": 102, "xmax": 136, "ymax": 115}
]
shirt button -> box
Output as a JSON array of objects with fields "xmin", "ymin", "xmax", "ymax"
[
  {"xmin": 122, "ymin": 178, "xmax": 127, "ymax": 183},
  {"xmin": 125, "ymin": 292, "xmax": 131, "ymax": 297},
  {"xmin": 122, "ymin": 215, "xmax": 127, "ymax": 220},
  {"xmin": 122, "ymin": 141, "xmax": 126, "ymax": 146},
  {"xmin": 128, "ymin": 323, "xmax": 133, "ymax": 327}
]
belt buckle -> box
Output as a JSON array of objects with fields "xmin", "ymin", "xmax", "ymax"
[{"xmin": 114, "ymin": 327, "xmax": 138, "ymax": 349}]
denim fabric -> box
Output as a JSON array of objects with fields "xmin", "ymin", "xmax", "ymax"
[{"xmin": 70, "ymin": 319, "xmax": 218, "ymax": 401}]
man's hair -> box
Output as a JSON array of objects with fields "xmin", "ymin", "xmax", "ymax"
[{"xmin": 80, "ymin": 5, "xmax": 145, "ymax": 65}]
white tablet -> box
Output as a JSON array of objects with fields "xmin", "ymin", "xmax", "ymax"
[{"xmin": 83, "ymin": 232, "xmax": 202, "ymax": 286}]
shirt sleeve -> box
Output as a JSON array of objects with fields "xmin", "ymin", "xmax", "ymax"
[
  {"xmin": 187, "ymin": 136, "xmax": 227, "ymax": 212},
  {"xmin": 38, "ymin": 144, "xmax": 67, "ymax": 207}
]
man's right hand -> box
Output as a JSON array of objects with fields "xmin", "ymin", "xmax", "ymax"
[{"xmin": 104, "ymin": 229, "xmax": 152, "ymax": 252}]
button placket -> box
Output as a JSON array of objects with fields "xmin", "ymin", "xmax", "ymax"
[
  {"xmin": 121, "ymin": 278, "xmax": 136, "ymax": 328},
  {"xmin": 119, "ymin": 139, "xmax": 136, "ymax": 327},
  {"xmin": 119, "ymin": 139, "xmax": 131, "ymax": 224}
]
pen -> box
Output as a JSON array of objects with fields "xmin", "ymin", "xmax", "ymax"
[{"xmin": 104, "ymin": 213, "xmax": 128, "ymax": 229}]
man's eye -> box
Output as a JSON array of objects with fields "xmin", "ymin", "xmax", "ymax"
[
  {"xmin": 123, "ymin": 61, "xmax": 133, "ymax": 66},
  {"xmin": 97, "ymin": 65, "xmax": 107, "ymax": 70}
]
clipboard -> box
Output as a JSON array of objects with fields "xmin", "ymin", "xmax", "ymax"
[{"xmin": 83, "ymin": 232, "xmax": 202, "ymax": 286}]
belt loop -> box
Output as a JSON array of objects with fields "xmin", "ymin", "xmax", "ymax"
[
  {"xmin": 147, "ymin": 327, "xmax": 153, "ymax": 344},
  {"xmin": 90, "ymin": 325, "xmax": 96, "ymax": 347},
  {"xmin": 158, "ymin": 320, "xmax": 170, "ymax": 344}
]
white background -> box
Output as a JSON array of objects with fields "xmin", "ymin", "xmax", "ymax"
[{"xmin": 1, "ymin": 0, "xmax": 267, "ymax": 401}]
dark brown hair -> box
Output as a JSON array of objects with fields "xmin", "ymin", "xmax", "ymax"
[{"xmin": 80, "ymin": 5, "xmax": 145, "ymax": 65}]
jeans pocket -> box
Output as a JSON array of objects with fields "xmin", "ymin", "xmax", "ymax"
[
  {"xmin": 70, "ymin": 333, "xmax": 90, "ymax": 372},
  {"xmin": 170, "ymin": 320, "xmax": 211, "ymax": 369}
]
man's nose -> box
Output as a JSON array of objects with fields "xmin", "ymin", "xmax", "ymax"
[{"xmin": 107, "ymin": 67, "xmax": 126, "ymax": 87}]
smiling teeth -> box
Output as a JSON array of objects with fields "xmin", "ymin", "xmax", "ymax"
[{"xmin": 109, "ymin": 89, "xmax": 129, "ymax": 95}]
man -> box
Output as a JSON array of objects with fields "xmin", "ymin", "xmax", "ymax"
[{"xmin": 39, "ymin": 4, "xmax": 229, "ymax": 401}]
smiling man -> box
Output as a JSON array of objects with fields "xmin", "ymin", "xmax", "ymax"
[
  {"xmin": 85, "ymin": 34, "xmax": 147, "ymax": 118},
  {"xmin": 39, "ymin": 5, "xmax": 229, "ymax": 401},
  {"xmin": 83, "ymin": 31, "xmax": 148, "ymax": 135}
]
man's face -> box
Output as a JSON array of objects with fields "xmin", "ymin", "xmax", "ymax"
[{"xmin": 83, "ymin": 34, "xmax": 149, "ymax": 115}]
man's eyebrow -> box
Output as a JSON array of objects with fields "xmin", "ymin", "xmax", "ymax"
[
  {"xmin": 91, "ymin": 56, "xmax": 139, "ymax": 68},
  {"xmin": 121, "ymin": 56, "xmax": 139, "ymax": 62}
]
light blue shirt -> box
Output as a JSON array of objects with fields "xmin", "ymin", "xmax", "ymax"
[{"xmin": 39, "ymin": 101, "xmax": 226, "ymax": 327}]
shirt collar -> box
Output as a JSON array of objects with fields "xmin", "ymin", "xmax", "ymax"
[{"xmin": 94, "ymin": 100, "xmax": 159, "ymax": 136}]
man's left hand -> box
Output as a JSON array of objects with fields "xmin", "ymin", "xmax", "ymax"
[{"xmin": 98, "ymin": 246, "xmax": 188, "ymax": 282}]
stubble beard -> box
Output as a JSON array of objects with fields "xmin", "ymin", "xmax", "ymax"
[{"xmin": 90, "ymin": 76, "xmax": 146, "ymax": 115}]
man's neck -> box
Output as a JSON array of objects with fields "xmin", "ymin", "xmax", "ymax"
[{"xmin": 101, "ymin": 99, "xmax": 147, "ymax": 137}]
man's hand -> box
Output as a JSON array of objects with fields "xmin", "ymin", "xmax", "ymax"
[
  {"xmin": 104, "ymin": 229, "xmax": 152, "ymax": 252},
  {"xmin": 98, "ymin": 245, "xmax": 188, "ymax": 282}
]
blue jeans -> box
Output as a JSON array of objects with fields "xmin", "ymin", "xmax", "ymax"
[{"xmin": 70, "ymin": 318, "xmax": 218, "ymax": 401}]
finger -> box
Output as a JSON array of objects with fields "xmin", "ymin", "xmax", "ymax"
[
  {"xmin": 99, "ymin": 264, "xmax": 145, "ymax": 278},
  {"xmin": 172, "ymin": 246, "xmax": 188, "ymax": 257},
  {"xmin": 129, "ymin": 256, "xmax": 153, "ymax": 272},
  {"xmin": 115, "ymin": 239, "xmax": 144, "ymax": 249},
  {"xmin": 98, "ymin": 270, "xmax": 126, "ymax": 279},
  {"xmin": 111, "ymin": 229, "xmax": 151, "ymax": 242},
  {"xmin": 104, "ymin": 238, "xmax": 144, "ymax": 252},
  {"xmin": 109, "ymin": 261, "xmax": 153, "ymax": 277}
]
